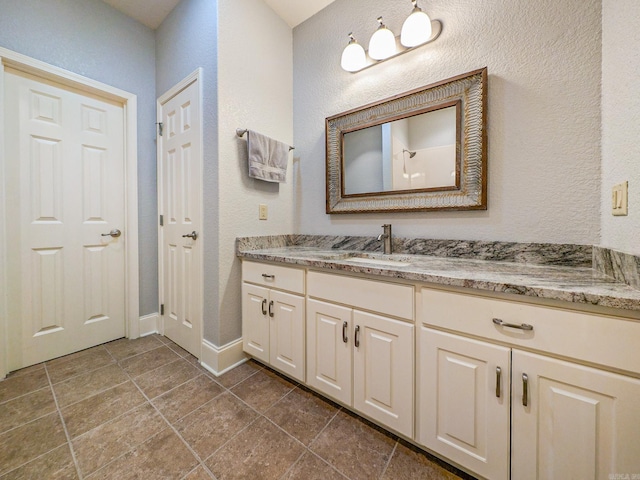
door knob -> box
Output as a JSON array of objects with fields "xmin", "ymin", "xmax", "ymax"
[
  {"xmin": 101, "ymin": 229, "xmax": 121, "ymax": 238},
  {"xmin": 182, "ymin": 231, "xmax": 198, "ymax": 240}
]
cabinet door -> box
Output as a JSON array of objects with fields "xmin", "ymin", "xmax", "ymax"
[
  {"xmin": 242, "ymin": 283, "xmax": 269, "ymax": 363},
  {"xmin": 512, "ymin": 350, "xmax": 640, "ymax": 480},
  {"xmin": 418, "ymin": 328, "xmax": 511, "ymax": 480},
  {"xmin": 269, "ymin": 290, "xmax": 305, "ymax": 382},
  {"xmin": 306, "ymin": 299, "xmax": 352, "ymax": 405},
  {"xmin": 353, "ymin": 310, "xmax": 414, "ymax": 437}
]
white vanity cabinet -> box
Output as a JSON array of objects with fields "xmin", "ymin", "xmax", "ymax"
[
  {"xmin": 418, "ymin": 287, "xmax": 640, "ymax": 480},
  {"xmin": 306, "ymin": 271, "xmax": 415, "ymax": 437},
  {"xmin": 241, "ymin": 261, "xmax": 305, "ymax": 382}
]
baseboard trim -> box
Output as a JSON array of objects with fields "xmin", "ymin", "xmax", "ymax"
[
  {"xmin": 200, "ymin": 338, "xmax": 247, "ymax": 376},
  {"xmin": 138, "ymin": 313, "xmax": 159, "ymax": 337}
]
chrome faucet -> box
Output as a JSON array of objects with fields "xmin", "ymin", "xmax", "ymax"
[{"xmin": 377, "ymin": 224, "xmax": 393, "ymax": 254}]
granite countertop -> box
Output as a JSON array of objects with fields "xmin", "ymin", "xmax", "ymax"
[{"xmin": 237, "ymin": 239, "xmax": 640, "ymax": 313}]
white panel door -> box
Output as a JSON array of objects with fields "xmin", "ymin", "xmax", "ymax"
[
  {"xmin": 4, "ymin": 69, "xmax": 125, "ymax": 369},
  {"xmin": 419, "ymin": 328, "xmax": 511, "ymax": 480},
  {"xmin": 269, "ymin": 290, "xmax": 305, "ymax": 382},
  {"xmin": 159, "ymin": 76, "xmax": 202, "ymax": 357},
  {"xmin": 353, "ymin": 310, "xmax": 414, "ymax": 437},
  {"xmin": 242, "ymin": 283, "xmax": 270, "ymax": 363},
  {"xmin": 512, "ymin": 350, "xmax": 640, "ymax": 480},
  {"xmin": 306, "ymin": 299, "xmax": 352, "ymax": 405}
]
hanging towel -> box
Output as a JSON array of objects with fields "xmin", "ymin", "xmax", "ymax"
[{"xmin": 247, "ymin": 130, "xmax": 290, "ymax": 183}]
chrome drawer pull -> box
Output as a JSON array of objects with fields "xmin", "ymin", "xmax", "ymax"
[
  {"xmin": 496, "ymin": 366, "xmax": 502, "ymax": 398},
  {"xmin": 342, "ymin": 321, "xmax": 348, "ymax": 343},
  {"xmin": 261, "ymin": 274, "xmax": 275, "ymax": 280},
  {"xmin": 493, "ymin": 318, "xmax": 534, "ymax": 331},
  {"xmin": 522, "ymin": 373, "xmax": 529, "ymax": 407}
]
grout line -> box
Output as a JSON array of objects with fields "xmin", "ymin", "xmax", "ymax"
[
  {"xmin": 379, "ymin": 440, "xmax": 398, "ymax": 479},
  {"xmin": 43, "ymin": 362, "xmax": 84, "ymax": 480}
]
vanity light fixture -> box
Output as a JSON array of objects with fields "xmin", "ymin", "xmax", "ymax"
[{"xmin": 340, "ymin": 0, "xmax": 442, "ymax": 73}]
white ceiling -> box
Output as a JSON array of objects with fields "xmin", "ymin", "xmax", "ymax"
[{"xmin": 101, "ymin": 0, "xmax": 336, "ymax": 30}]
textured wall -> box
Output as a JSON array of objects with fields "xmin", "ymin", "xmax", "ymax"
[
  {"xmin": 293, "ymin": 0, "xmax": 602, "ymax": 245},
  {"xmin": 0, "ymin": 0, "xmax": 157, "ymax": 315},
  {"xmin": 156, "ymin": 0, "xmax": 220, "ymax": 343},
  {"xmin": 217, "ymin": 0, "xmax": 294, "ymax": 345},
  {"xmin": 601, "ymin": 0, "xmax": 640, "ymax": 256}
]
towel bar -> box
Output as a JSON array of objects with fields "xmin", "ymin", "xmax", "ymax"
[{"xmin": 236, "ymin": 128, "xmax": 294, "ymax": 151}]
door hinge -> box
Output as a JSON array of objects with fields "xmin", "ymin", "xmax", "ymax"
[
  {"xmin": 156, "ymin": 122, "xmax": 163, "ymax": 137},
  {"xmin": 160, "ymin": 304, "xmax": 164, "ymax": 315},
  {"xmin": 159, "ymin": 214, "xmax": 164, "ymax": 226}
]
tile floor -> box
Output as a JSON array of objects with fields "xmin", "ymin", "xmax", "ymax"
[{"xmin": 0, "ymin": 335, "xmax": 471, "ymax": 479}]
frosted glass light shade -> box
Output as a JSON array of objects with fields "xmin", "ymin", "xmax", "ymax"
[
  {"xmin": 368, "ymin": 19, "xmax": 396, "ymax": 60},
  {"xmin": 341, "ymin": 37, "xmax": 366, "ymax": 72},
  {"xmin": 401, "ymin": 8, "xmax": 432, "ymax": 47}
]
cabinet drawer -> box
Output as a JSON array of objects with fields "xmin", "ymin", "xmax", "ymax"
[
  {"xmin": 308, "ymin": 271, "xmax": 414, "ymax": 320},
  {"xmin": 242, "ymin": 261, "xmax": 304, "ymax": 294},
  {"xmin": 420, "ymin": 287, "xmax": 640, "ymax": 375}
]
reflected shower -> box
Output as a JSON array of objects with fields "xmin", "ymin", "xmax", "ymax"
[{"xmin": 403, "ymin": 149, "xmax": 416, "ymax": 158}]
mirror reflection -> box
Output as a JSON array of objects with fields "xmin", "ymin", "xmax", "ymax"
[{"xmin": 343, "ymin": 105, "xmax": 459, "ymax": 196}]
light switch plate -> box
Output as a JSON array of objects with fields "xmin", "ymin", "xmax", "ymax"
[
  {"xmin": 612, "ymin": 181, "xmax": 628, "ymax": 216},
  {"xmin": 259, "ymin": 204, "xmax": 268, "ymax": 220}
]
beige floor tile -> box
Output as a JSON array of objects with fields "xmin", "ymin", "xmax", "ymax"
[
  {"xmin": 119, "ymin": 346, "xmax": 180, "ymax": 378},
  {"xmin": 153, "ymin": 374, "xmax": 224, "ymax": 424},
  {"xmin": 176, "ymin": 392, "xmax": 257, "ymax": 460},
  {"xmin": 382, "ymin": 440, "xmax": 466, "ymax": 480},
  {"xmin": 45, "ymin": 345, "xmax": 107, "ymax": 367},
  {"xmin": 0, "ymin": 444, "xmax": 78, "ymax": 480},
  {"xmin": 104, "ymin": 335, "xmax": 164, "ymax": 361},
  {"xmin": 281, "ymin": 452, "xmax": 348, "ymax": 480},
  {"xmin": 182, "ymin": 465, "xmax": 215, "ymax": 480},
  {"xmin": 0, "ymin": 413, "xmax": 67, "ymax": 476},
  {"xmin": 264, "ymin": 387, "xmax": 338, "ymax": 445},
  {"xmin": 53, "ymin": 363, "xmax": 129, "ymax": 407},
  {"xmin": 0, "ymin": 369, "xmax": 49, "ymax": 403},
  {"xmin": 230, "ymin": 368, "xmax": 296, "ymax": 413},
  {"xmin": 5, "ymin": 363, "xmax": 45, "ymax": 380},
  {"xmin": 0, "ymin": 387, "xmax": 56, "ymax": 434},
  {"xmin": 61, "ymin": 381, "xmax": 146, "ymax": 438},
  {"xmin": 310, "ymin": 410, "xmax": 396, "ymax": 480},
  {"xmin": 214, "ymin": 360, "xmax": 262, "ymax": 388},
  {"xmin": 133, "ymin": 359, "xmax": 201, "ymax": 399},
  {"xmin": 72, "ymin": 403, "xmax": 166, "ymax": 476},
  {"xmin": 47, "ymin": 348, "xmax": 115, "ymax": 384},
  {"xmin": 206, "ymin": 417, "xmax": 304, "ymax": 480},
  {"xmin": 165, "ymin": 342, "xmax": 191, "ymax": 358},
  {"xmin": 86, "ymin": 429, "xmax": 199, "ymax": 480}
]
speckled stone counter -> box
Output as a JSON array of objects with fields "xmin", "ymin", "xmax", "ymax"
[{"xmin": 236, "ymin": 235, "xmax": 640, "ymax": 313}]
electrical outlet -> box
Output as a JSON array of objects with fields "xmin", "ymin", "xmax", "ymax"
[
  {"xmin": 259, "ymin": 204, "xmax": 268, "ymax": 220},
  {"xmin": 612, "ymin": 181, "xmax": 628, "ymax": 216}
]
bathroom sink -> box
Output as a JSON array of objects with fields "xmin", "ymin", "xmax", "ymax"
[{"xmin": 345, "ymin": 256, "xmax": 412, "ymax": 268}]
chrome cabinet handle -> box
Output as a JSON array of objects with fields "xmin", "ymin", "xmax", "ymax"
[
  {"xmin": 342, "ymin": 321, "xmax": 348, "ymax": 343},
  {"xmin": 261, "ymin": 274, "xmax": 275, "ymax": 280},
  {"xmin": 493, "ymin": 318, "xmax": 533, "ymax": 331},
  {"xmin": 268, "ymin": 300, "xmax": 274, "ymax": 318},
  {"xmin": 496, "ymin": 366, "xmax": 502, "ymax": 398},
  {"xmin": 354, "ymin": 325, "xmax": 360, "ymax": 348},
  {"xmin": 182, "ymin": 231, "xmax": 198, "ymax": 240},
  {"xmin": 522, "ymin": 373, "xmax": 529, "ymax": 407},
  {"xmin": 261, "ymin": 299, "xmax": 267, "ymax": 316},
  {"xmin": 101, "ymin": 229, "xmax": 121, "ymax": 238}
]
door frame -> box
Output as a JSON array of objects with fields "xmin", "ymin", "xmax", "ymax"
[
  {"xmin": 0, "ymin": 47, "xmax": 140, "ymax": 378},
  {"xmin": 156, "ymin": 68, "xmax": 204, "ymax": 357}
]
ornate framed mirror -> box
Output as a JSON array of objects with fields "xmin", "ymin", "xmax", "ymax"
[{"xmin": 325, "ymin": 68, "xmax": 487, "ymax": 214}]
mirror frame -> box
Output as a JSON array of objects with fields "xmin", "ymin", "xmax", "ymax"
[{"xmin": 325, "ymin": 68, "xmax": 487, "ymax": 214}]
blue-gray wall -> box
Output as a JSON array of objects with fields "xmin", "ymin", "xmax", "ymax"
[
  {"xmin": 156, "ymin": 0, "xmax": 219, "ymax": 343},
  {"xmin": 0, "ymin": 0, "xmax": 158, "ymax": 316}
]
